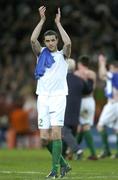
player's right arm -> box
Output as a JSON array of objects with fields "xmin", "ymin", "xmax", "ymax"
[
  {"xmin": 30, "ymin": 6, "xmax": 46, "ymax": 57},
  {"xmin": 98, "ymin": 54, "xmax": 107, "ymax": 81}
]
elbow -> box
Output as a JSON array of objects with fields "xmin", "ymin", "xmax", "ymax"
[
  {"xmin": 99, "ymin": 74, "xmax": 106, "ymax": 81},
  {"xmin": 30, "ymin": 36, "xmax": 37, "ymax": 45},
  {"xmin": 63, "ymin": 41, "xmax": 71, "ymax": 58},
  {"xmin": 64, "ymin": 37, "xmax": 71, "ymax": 47},
  {"xmin": 65, "ymin": 41, "xmax": 71, "ymax": 50},
  {"xmin": 66, "ymin": 40, "xmax": 71, "ymax": 47}
]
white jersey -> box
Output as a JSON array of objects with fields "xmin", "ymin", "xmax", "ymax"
[{"xmin": 36, "ymin": 49, "xmax": 68, "ymax": 96}]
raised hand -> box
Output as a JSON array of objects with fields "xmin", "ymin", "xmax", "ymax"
[
  {"xmin": 98, "ymin": 54, "xmax": 107, "ymax": 65},
  {"xmin": 38, "ymin": 6, "xmax": 46, "ymax": 22},
  {"xmin": 55, "ymin": 8, "xmax": 61, "ymax": 24}
]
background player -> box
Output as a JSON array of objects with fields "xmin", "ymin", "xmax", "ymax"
[
  {"xmin": 75, "ymin": 55, "xmax": 98, "ymax": 160},
  {"xmin": 97, "ymin": 54, "xmax": 118, "ymax": 159},
  {"xmin": 62, "ymin": 58, "xmax": 86, "ymax": 160}
]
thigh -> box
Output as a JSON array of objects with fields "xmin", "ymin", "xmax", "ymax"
[
  {"xmin": 37, "ymin": 96, "xmax": 50, "ymax": 129},
  {"xmin": 98, "ymin": 102, "xmax": 116, "ymax": 127},
  {"xmin": 49, "ymin": 96, "xmax": 66, "ymax": 127},
  {"xmin": 108, "ymin": 102, "xmax": 118, "ymax": 130},
  {"xmin": 80, "ymin": 97, "xmax": 95, "ymax": 126}
]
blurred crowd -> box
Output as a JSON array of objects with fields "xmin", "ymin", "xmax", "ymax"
[{"xmin": 0, "ymin": 0, "xmax": 118, "ymax": 148}]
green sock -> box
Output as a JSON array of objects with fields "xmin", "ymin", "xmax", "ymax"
[
  {"xmin": 100, "ymin": 129, "xmax": 110, "ymax": 153},
  {"xmin": 76, "ymin": 131, "xmax": 84, "ymax": 144},
  {"xmin": 52, "ymin": 140, "xmax": 62, "ymax": 172},
  {"xmin": 84, "ymin": 130, "xmax": 96, "ymax": 156},
  {"xmin": 48, "ymin": 140, "xmax": 68, "ymax": 172},
  {"xmin": 116, "ymin": 134, "xmax": 118, "ymax": 155},
  {"xmin": 46, "ymin": 141, "xmax": 67, "ymax": 167}
]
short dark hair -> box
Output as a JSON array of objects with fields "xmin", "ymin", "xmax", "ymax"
[
  {"xmin": 44, "ymin": 30, "xmax": 58, "ymax": 39},
  {"xmin": 78, "ymin": 55, "xmax": 90, "ymax": 67}
]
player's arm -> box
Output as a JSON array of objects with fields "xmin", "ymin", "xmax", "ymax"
[
  {"xmin": 30, "ymin": 6, "xmax": 46, "ymax": 57},
  {"xmin": 55, "ymin": 8, "xmax": 71, "ymax": 58},
  {"xmin": 98, "ymin": 54, "xmax": 107, "ymax": 81}
]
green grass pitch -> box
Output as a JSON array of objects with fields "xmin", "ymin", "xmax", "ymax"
[{"xmin": 0, "ymin": 149, "xmax": 118, "ymax": 180}]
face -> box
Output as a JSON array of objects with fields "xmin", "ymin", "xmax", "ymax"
[
  {"xmin": 109, "ymin": 65, "xmax": 118, "ymax": 73},
  {"xmin": 77, "ymin": 62, "xmax": 87, "ymax": 71},
  {"xmin": 44, "ymin": 35, "xmax": 58, "ymax": 52}
]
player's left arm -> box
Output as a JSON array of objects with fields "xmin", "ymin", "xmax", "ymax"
[{"xmin": 55, "ymin": 8, "xmax": 71, "ymax": 58}]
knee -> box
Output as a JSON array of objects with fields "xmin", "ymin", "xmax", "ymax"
[
  {"xmin": 41, "ymin": 138, "xmax": 49, "ymax": 147},
  {"xmin": 83, "ymin": 124, "xmax": 90, "ymax": 131},
  {"xmin": 40, "ymin": 131, "xmax": 50, "ymax": 146},
  {"xmin": 77, "ymin": 125, "xmax": 82, "ymax": 133},
  {"xmin": 97, "ymin": 124, "xmax": 104, "ymax": 132},
  {"xmin": 52, "ymin": 131, "xmax": 60, "ymax": 140},
  {"xmin": 51, "ymin": 127, "xmax": 62, "ymax": 140}
]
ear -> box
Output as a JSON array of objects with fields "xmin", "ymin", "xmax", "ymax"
[
  {"xmin": 44, "ymin": 41, "xmax": 46, "ymax": 46},
  {"xmin": 44, "ymin": 38, "xmax": 46, "ymax": 45}
]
